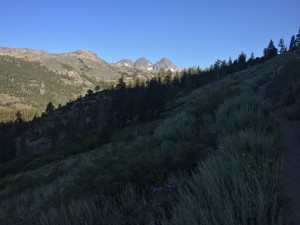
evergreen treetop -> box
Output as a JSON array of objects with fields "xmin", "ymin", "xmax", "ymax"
[
  {"xmin": 45, "ymin": 102, "xmax": 55, "ymax": 114},
  {"xmin": 278, "ymin": 39, "xmax": 286, "ymax": 54},
  {"xmin": 289, "ymin": 35, "xmax": 296, "ymax": 51},
  {"xmin": 263, "ymin": 40, "xmax": 278, "ymax": 59}
]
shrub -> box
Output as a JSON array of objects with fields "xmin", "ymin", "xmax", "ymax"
[
  {"xmin": 38, "ymin": 185, "xmax": 150, "ymax": 225},
  {"xmin": 154, "ymin": 112, "xmax": 197, "ymax": 142},
  {"xmin": 214, "ymin": 93, "xmax": 273, "ymax": 136},
  {"xmin": 155, "ymin": 90, "xmax": 284, "ymax": 225},
  {"xmin": 267, "ymin": 58, "xmax": 300, "ymax": 103}
]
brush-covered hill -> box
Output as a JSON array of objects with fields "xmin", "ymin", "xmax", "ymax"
[
  {"xmin": 0, "ymin": 56, "xmax": 90, "ymax": 119},
  {"xmin": 0, "ymin": 47, "xmax": 299, "ymax": 224},
  {"xmin": 0, "ymin": 48, "xmax": 122, "ymax": 120},
  {"xmin": 0, "ymin": 48, "xmax": 162, "ymax": 121},
  {"xmin": 0, "ymin": 48, "xmax": 121, "ymax": 83}
]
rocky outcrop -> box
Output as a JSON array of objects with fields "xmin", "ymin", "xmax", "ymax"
[{"xmin": 111, "ymin": 59, "xmax": 135, "ymax": 68}]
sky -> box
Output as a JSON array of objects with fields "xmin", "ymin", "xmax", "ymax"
[{"xmin": 0, "ymin": 0, "xmax": 299, "ymax": 68}]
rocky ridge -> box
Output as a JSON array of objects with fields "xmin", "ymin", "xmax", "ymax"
[
  {"xmin": 0, "ymin": 47, "xmax": 121, "ymax": 83},
  {"xmin": 112, "ymin": 57, "xmax": 178, "ymax": 72}
]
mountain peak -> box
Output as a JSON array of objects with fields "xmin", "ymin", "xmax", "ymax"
[
  {"xmin": 69, "ymin": 50, "xmax": 99, "ymax": 60},
  {"xmin": 136, "ymin": 57, "xmax": 147, "ymax": 61},
  {"xmin": 153, "ymin": 58, "xmax": 176, "ymax": 72},
  {"xmin": 111, "ymin": 57, "xmax": 178, "ymax": 72},
  {"xmin": 134, "ymin": 57, "xmax": 153, "ymax": 71}
]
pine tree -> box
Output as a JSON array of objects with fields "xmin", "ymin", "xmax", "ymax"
[
  {"xmin": 163, "ymin": 70, "xmax": 172, "ymax": 84},
  {"xmin": 45, "ymin": 102, "xmax": 55, "ymax": 114},
  {"xmin": 278, "ymin": 39, "xmax": 286, "ymax": 54},
  {"xmin": 236, "ymin": 52, "xmax": 247, "ymax": 70},
  {"xmin": 228, "ymin": 57, "xmax": 233, "ymax": 65},
  {"xmin": 247, "ymin": 53, "xmax": 255, "ymax": 67},
  {"xmin": 238, "ymin": 52, "xmax": 247, "ymax": 64},
  {"xmin": 214, "ymin": 60, "xmax": 222, "ymax": 80},
  {"xmin": 289, "ymin": 35, "xmax": 296, "ymax": 51},
  {"xmin": 116, "ymin": 77, "xmax": 126, "ymax": 90},
  {"xmin": 15, "ymin": 111, "xmax": 23, "ymax": 123},
  {"xmin": 263, "ymin": 40, "xmax": 278, "ymax": 59},
  {"xmin": 296, "ymin": 27, "xmax": 300, "ymax": 48}
]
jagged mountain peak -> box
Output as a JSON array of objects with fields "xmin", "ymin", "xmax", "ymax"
[
  {"xmin": 136, "ymin": 56, "xmax": 148, "ymax": 61},
  {"xmin": 134, "ymin": 57, "xmax": 153, "ymax": 71},
  {"xmin": 111, "ymin": 57, "xmax": 178, "ymax": 72},
  {"xmin": 153, "ymin": 58, "xmax": 176, "ymax": 72}
]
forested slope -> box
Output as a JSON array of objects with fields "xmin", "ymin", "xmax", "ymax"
[
  {"xmin": 0, "ymin": 56, "xmax": 98, "ymax": 121},
  {"xmin": 0, "ymin": 48, "xmax": 299, "ymax": 224}
]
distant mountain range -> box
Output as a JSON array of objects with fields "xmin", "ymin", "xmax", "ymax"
[
  {"xmin": 0, "ymin": 48, "xmax": 124, "ymax": 116},
  {"xmin": 0, "ymin": 48, "xmax": 121, "ymax": 83},
  {"xmin": 0, "ymin": 47, "xmax": 178, "ymax": 119},
  {"xmin": 111, "ymin": 57, "xmax": 178, "ymax": 72}
]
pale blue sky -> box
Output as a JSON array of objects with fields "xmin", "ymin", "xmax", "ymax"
[{"xmin": 0, "ymin": 0, "xmax": 299, "ymax": 68}]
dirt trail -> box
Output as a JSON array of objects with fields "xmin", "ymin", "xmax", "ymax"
[{"xmin": 259, "ymin": 83, "xmax": 300, "ymax": 225}]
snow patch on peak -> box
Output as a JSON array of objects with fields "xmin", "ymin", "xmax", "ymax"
[{"xmin": 111, "ymin": 57, "xmax": 178, "ymax": 72}]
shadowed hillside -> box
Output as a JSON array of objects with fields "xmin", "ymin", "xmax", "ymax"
[{"xmin": 0, "ymin": 46, "xmax": 299, "ymax": 224}]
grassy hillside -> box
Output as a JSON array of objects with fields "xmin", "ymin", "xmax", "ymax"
[{"xmin": 1, "ymin": 49, "xmax": 299, "ymax": 224}]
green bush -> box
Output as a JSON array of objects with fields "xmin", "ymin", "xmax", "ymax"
[
  {"xmin": 214, "ymin": 93, "xmax": 273, "ymax": 136},
  {"xmin": 155, "ymin": 90, "xmax": 284, "ymax": 225},
  {"xmin": 154, "ymin": 112, "xmax": 197, "ymax": 142},
  {"xmin": 267, "ymin": 58, "xmax": 300, "ymax": 104},
  {"xmin": 38, "ymin": 185, "xmax": 150, "ymax": 225}
]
